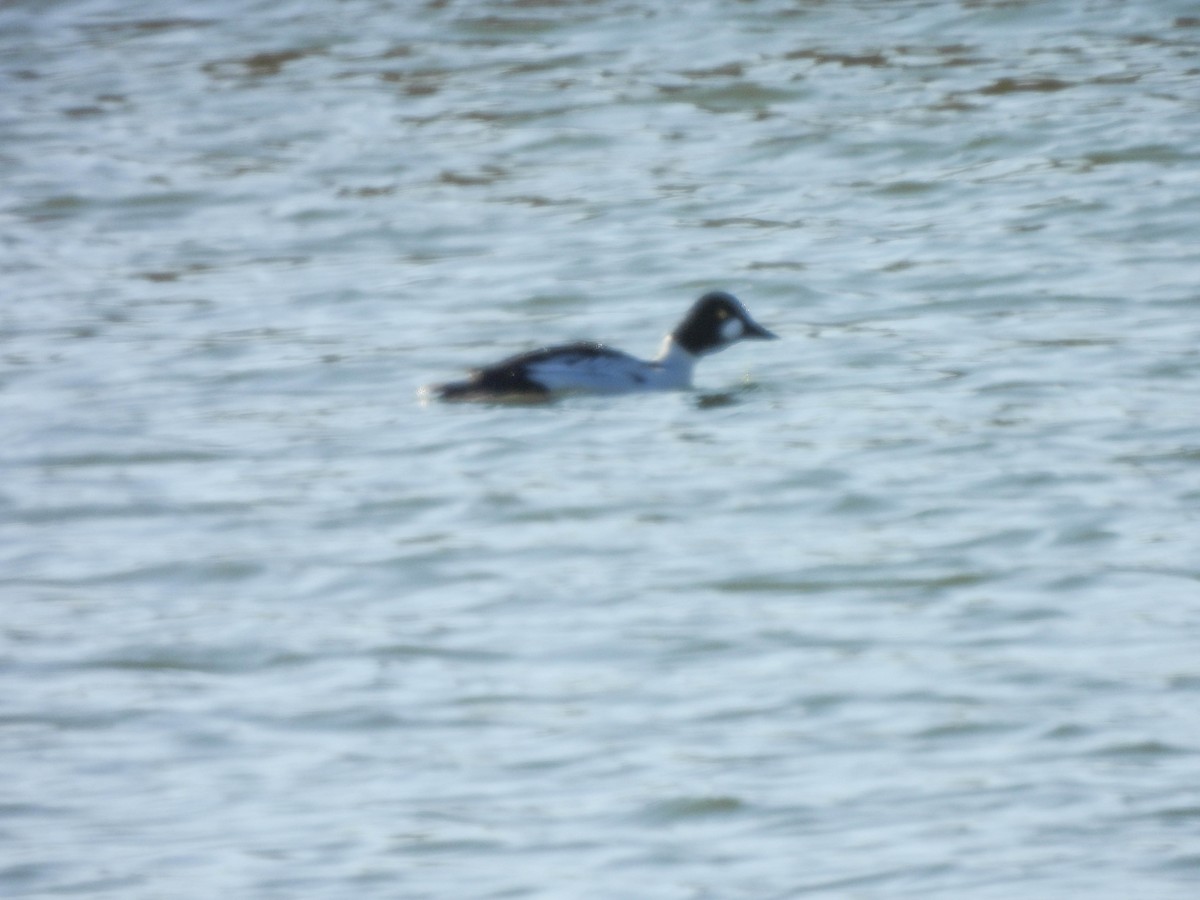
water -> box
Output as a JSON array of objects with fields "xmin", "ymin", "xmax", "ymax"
[{"xmin": 3, "ymin": 0, "xmax": 1200, "ymax": 896}]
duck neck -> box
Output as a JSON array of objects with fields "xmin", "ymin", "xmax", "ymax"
[{"xmin": 653, "ymin": 336, "xmax": 698, "ymax": 388}]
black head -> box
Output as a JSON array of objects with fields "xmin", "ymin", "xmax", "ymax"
[{"xmin": 671, "ymin": 291, "xmax": 779, "ymax": 356}]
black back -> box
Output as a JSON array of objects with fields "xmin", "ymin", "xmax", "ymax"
[{"xmin": 437, "ymin": 341, "xmax": 629, "ymax": 399}]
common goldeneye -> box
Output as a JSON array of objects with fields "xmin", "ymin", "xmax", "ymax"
[{"xmin": 426, "ymin": 290, "xmax": 777, "ymax": 402}]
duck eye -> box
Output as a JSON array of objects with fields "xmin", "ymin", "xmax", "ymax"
[{"xmin": 716, "ymin": 308, "xmax": 729, "ymax": 319}]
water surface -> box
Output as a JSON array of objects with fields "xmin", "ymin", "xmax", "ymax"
[{"xmin": 3, "ymin": 1, "xmax": 1200, "ymax": 897}]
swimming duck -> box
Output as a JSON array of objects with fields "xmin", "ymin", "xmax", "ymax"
[{"xmin": 426, "ymin": 290, "xmax": 777, "ymax": 402}]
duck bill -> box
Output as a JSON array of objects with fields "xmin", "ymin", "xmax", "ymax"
[{"xmin": 745, "ymin": 319, "xmax": 779, "ymax": 340}]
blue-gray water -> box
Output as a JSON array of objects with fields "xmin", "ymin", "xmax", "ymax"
[{"xmin": 3, "ymin": 1, "xmax": 1200, "ymax": 897}]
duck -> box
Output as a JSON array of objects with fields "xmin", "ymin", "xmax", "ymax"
[{"xmin": 425, "ymin": 290, "xmax": 778, "ymax": 402}]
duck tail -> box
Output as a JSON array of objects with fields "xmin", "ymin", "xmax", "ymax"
[{"xmin": 422, "ymin": 379, "xmax": 475, "ymax": 402}]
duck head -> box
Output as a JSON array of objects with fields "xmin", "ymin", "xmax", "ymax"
[{"xmin": 671, "ymin": 291, "xmax": 778, "ymax": 356}]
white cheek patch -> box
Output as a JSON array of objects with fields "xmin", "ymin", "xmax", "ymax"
[{"xmin": 719, "ymin": 318, "xmax": 745, "ymax": 342}]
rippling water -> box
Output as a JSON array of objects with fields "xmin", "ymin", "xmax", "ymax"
[{"xmin": 4, "ymin": 1, "xmax": 1200, "ymax": 897}]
